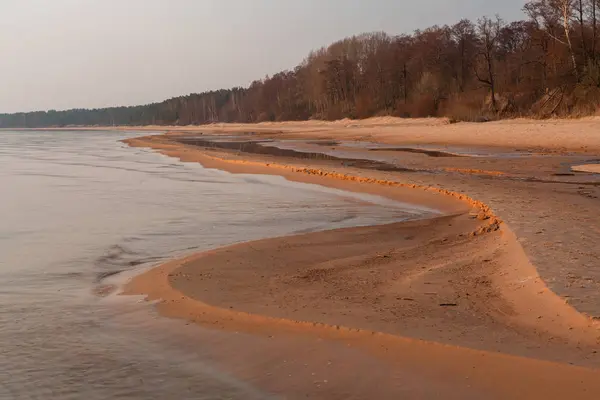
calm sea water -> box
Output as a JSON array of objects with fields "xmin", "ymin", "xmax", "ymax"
[{"xmin": 0, "ymin": 130, "xmax": 433, "ymax": 399}]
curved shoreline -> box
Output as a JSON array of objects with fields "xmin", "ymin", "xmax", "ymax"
[
  {"xmin": 124, "ymin": 134, "xmax": 599, "ymax": 340},
  {"xmin": 122, "ymin": 133, "xmax": 600, "ymax": 397}
]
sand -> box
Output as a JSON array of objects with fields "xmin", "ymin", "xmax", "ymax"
[
  {"xmin": 193, "ymin": 116, "xmax": 600, "ymax": 154},
  {"xmin": 121, "ymin": 119, "xmax": 600, "ymax": 399},
  {"xmin": 21, "ymin": 115, "xmax": 600, "ymax": 152},
  {"xmin": 573, "ymin": 164, "xmax": 600, "ymax": 173}
]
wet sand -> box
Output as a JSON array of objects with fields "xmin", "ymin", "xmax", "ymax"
[{"xmin": 123, "ymin": 124, "xmax": 600, "ymax": 399}]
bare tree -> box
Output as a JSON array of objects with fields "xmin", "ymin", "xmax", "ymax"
[
  {"xmin": 525, "ymin": 0, "xmax": 580, "ymax": 80},
  {"xmin": 577, "ymin": 0, "xmax": 588, "ymax": 58},
  {"xmin": 475, "ymin": 16, "xmax": 504, "ymax": 111},
  {"xmin": 451, "ymin": 19, "xmax": 478, "ymax": 92}
]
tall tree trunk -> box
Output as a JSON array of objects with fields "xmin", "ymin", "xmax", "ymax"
[
  {"xmin": 403, "ymin": 63, "xmax": 408, "ymax": 103},
  {"xmin": 593, "ymin": 0, "xmax": 598, "ymax": 60},
  {"xmin": 488, "ymin": 54, "xmax": 497, "ymax": 111},
  {"xmin": 562, "ymin": 0, "xmax": 580, "ymax": 80},
  {"xmin": 460, "ymin": 39, "xmax": 466, "ymax": 92},
  {"xmin": 578, "ymin": 0, "xmax": 588, "ymax": 59}
]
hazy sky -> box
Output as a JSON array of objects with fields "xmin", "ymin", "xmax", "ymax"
[{"xmin": 0, "ymin": 0, "xmax": 526, "ymax": 113}]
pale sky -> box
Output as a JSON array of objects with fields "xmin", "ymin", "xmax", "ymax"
[{"xmin": 0, "ymin": 0, "xmax": 526, "ymax": 113}]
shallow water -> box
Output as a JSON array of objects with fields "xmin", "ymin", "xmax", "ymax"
[{"xmin": 0, "ymin": 130, "xmax": 434, "ymax": 399}]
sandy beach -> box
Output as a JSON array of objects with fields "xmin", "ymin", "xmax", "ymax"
[
  {"xmin": 122, "ymin": 118, "xmax": 600, "ymax": 399},
  {"xmin": 50, "ymin": 115, "xmax": 600, "ymax": 151}
]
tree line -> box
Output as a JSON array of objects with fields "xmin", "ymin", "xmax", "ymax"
[{"xmin": 3, "ymin": 0, "xmax": 600, "ymax": 128}]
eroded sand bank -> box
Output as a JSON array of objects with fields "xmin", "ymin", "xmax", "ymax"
[{"xmin": 122, "ymin": 122, "xmax": 600, "ymax": 399}]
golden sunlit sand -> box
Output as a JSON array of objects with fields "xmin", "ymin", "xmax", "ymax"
[{"xmin": 122, "ymin": 118, "xmax": 600, "ymax": 399}]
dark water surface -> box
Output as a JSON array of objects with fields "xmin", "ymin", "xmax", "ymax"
[{"xmin": 0, "ymin": 131, "xmax": 434, "ymax": 399}]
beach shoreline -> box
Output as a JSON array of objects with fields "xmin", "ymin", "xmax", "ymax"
[
  {"xmin": 118, "ymin": 123, "xmax": 600, "ymax": 399},
  {"xmin": 123, "ymin": 132, "xmax": 599, "ymax": 342},
  {"xmin": 120, "ymin": 128, "xmax": 600, "ymax": 398}
]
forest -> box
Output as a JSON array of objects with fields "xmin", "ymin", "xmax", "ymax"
[{"xmin": 3, "ymin": 0, "xmax": 600, "ymax": 128}]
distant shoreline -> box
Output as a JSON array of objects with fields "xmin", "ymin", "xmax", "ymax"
[{"xmin": 6, "ymin": 116, "xmax": 600, "ymax": 153}]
